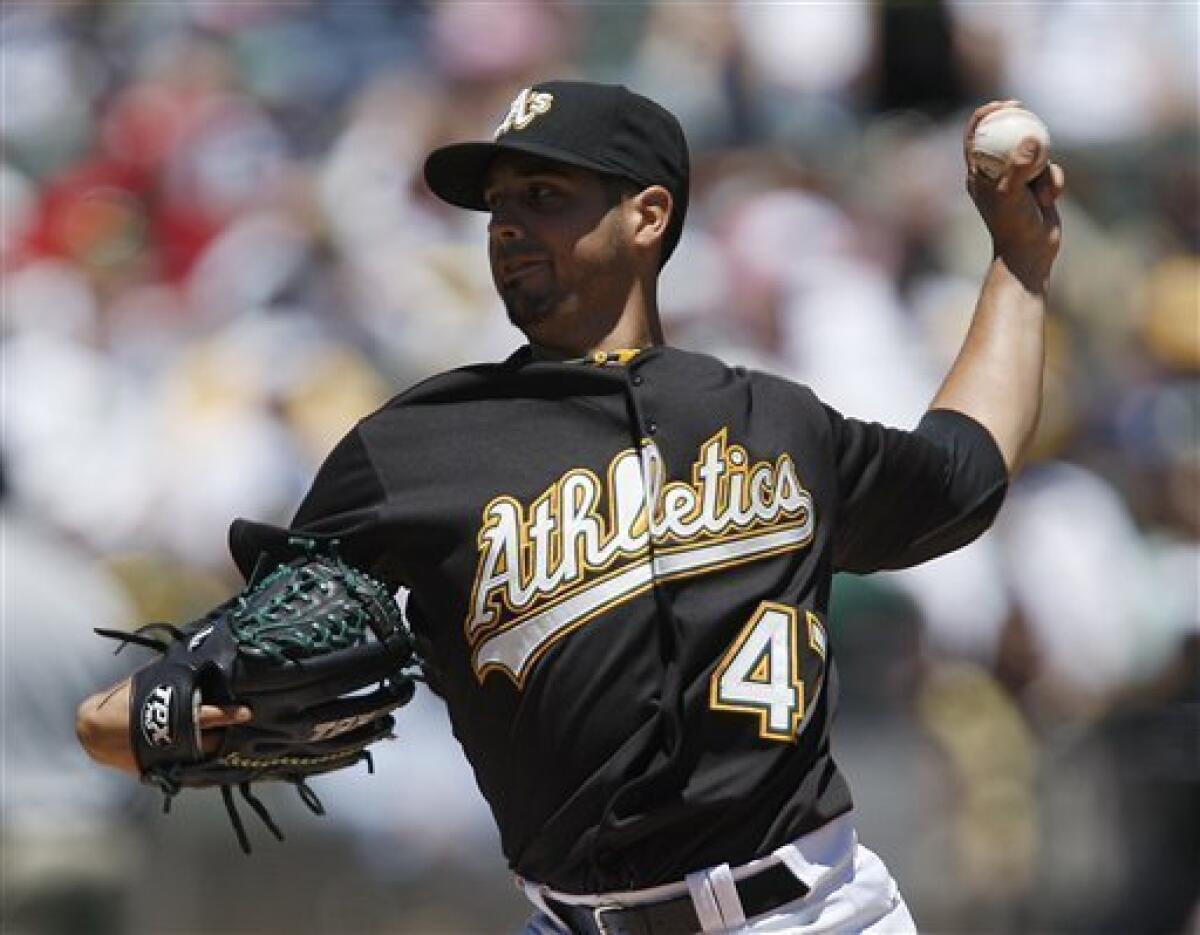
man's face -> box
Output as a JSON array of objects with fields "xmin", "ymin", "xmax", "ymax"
[{"xmin": 483, "ymin": 154, "xmax": 634, "ymax": 346}]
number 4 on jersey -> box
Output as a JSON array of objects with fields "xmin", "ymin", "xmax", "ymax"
[{"xmin": 710, "ymin": 602, "xmax": 828, "ymax": 742}]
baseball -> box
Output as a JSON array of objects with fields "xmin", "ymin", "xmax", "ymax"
[{"xmin": 970, "ymin": 106, "xmax": 1051, "ymax": 180}]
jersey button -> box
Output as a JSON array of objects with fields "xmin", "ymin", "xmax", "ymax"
[
  {"xmin": 647, "ymin": 421, "xmax": 658, "ymax": 435},
  {"xmin": 631, "ymin": 374, "xmax": 644, "ymax": 386}
]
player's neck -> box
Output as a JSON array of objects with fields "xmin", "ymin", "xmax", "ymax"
[{"xmin": 528, "ymin": 284, "xmax": 664, "ymax": 359}]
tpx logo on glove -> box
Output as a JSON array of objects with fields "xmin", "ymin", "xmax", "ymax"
[{"xmin": 141, "ymin": 684, "xmax": 175, "ymax": 748}]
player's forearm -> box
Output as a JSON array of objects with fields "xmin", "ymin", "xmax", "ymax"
[
  {"xmin": 929, "ymin": 256, "xmax": 1046, "ymax": 474},
  {"xmin": 931, "ymin": 100, "xmax": 1065, "ymax": 475}
]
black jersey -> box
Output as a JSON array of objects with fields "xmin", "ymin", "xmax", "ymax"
[{"xmin": 228, "ymin": 345, "xmax": 1007, "ymax": 894}]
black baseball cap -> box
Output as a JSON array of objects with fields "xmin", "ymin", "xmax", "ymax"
[{"xmin": 423, "ymin": 80, "xmax": 690, "ymax": 264}]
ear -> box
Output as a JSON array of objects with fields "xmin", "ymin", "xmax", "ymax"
[{"xmin": 628, "ymin": 185, "xmax": 672, "ymax": 254}]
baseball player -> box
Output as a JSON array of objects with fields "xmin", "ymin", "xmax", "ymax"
[{"xmin": 77, "ymin": 81, "xmax": 1063, "ymax": 933}]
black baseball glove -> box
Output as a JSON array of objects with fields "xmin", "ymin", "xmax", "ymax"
[{"xmin": 98, "ymin": 542, "xmax": 419, "ymax": 852}]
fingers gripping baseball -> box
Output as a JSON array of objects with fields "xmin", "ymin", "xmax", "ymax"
[{"xmin": 965, "ymin": 100, "xmax": 1065, "ymax": 288}]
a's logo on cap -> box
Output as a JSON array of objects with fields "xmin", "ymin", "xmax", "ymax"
[{"xmin": 494, "ymin": 89, "xmax": 554, "ymax": 138}]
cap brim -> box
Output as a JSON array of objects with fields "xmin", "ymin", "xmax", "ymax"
[{"xmin": 423, "ymin": 139, "xmax": 625, "ymax": 211}]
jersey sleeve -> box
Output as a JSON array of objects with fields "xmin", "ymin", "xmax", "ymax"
[
  {"xmin": 829, "ymin": 406, "xmax": 1009, "ymax": 573},
  {"xmin": 227, "ymin": 424, "xmax": 394, "ymax": 583}
]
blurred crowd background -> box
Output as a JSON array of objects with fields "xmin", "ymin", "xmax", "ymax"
[{"xmin": 2, "ymin": 1, "xmax": 1197, "ymax": 933}]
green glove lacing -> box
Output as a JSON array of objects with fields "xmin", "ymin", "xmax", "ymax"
[{"xmin": 229, "ymin": 565, "xmax": 368, "ymax": 663}]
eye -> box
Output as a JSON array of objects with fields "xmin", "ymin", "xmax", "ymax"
[{"xmin": 526, "ymin": 182, "xmax": 564, "ymax": 208}]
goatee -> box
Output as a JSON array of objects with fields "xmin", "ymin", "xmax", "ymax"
[{"xmin": 503, "ymin": 289, "xmax": 558, "ymax": 330}]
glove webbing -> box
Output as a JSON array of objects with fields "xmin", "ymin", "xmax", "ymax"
[{"xmin": 229, "ymin": 562, "xmax": 374, "ymax": 663}]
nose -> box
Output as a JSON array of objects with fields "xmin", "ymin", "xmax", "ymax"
[{"xmin": 487, "ymin": 205, "xmax": 525, "ymax": 241}]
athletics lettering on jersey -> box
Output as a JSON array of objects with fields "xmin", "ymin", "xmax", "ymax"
[{"xmin": 466, "ymin": 429, "xmax": 815, "ymax": 686}]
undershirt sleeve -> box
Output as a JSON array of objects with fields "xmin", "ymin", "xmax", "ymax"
[{"xmin": 829, "ymin": 406, "xmax": 1009, "ymax": 574}]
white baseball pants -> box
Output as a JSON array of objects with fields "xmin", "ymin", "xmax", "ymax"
[{"xmin": 521, "ymin": 814, "xmax": 916, "ymax": 934}]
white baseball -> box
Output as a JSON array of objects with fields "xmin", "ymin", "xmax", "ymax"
[{"xmin": 970, "ymin": 107, "xmax": 1051, "ymax": 180}]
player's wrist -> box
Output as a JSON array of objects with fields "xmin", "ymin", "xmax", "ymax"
[
  {"xmin": 989, "ymin": 251, "xmax": 1053, "ymax": 298},
  {"xmin": 76, "ymin": 684, "xmax": 140, "ymax": 775}
]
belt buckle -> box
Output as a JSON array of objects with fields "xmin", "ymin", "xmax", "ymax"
[{"xmin": 591, "ymin": 904, "xmax": 620, "ymax": 935}]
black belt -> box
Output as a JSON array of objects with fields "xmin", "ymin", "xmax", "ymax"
[{"xmin": 545, "ymin": 862, "xmax": 809, "ymax": 935}]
